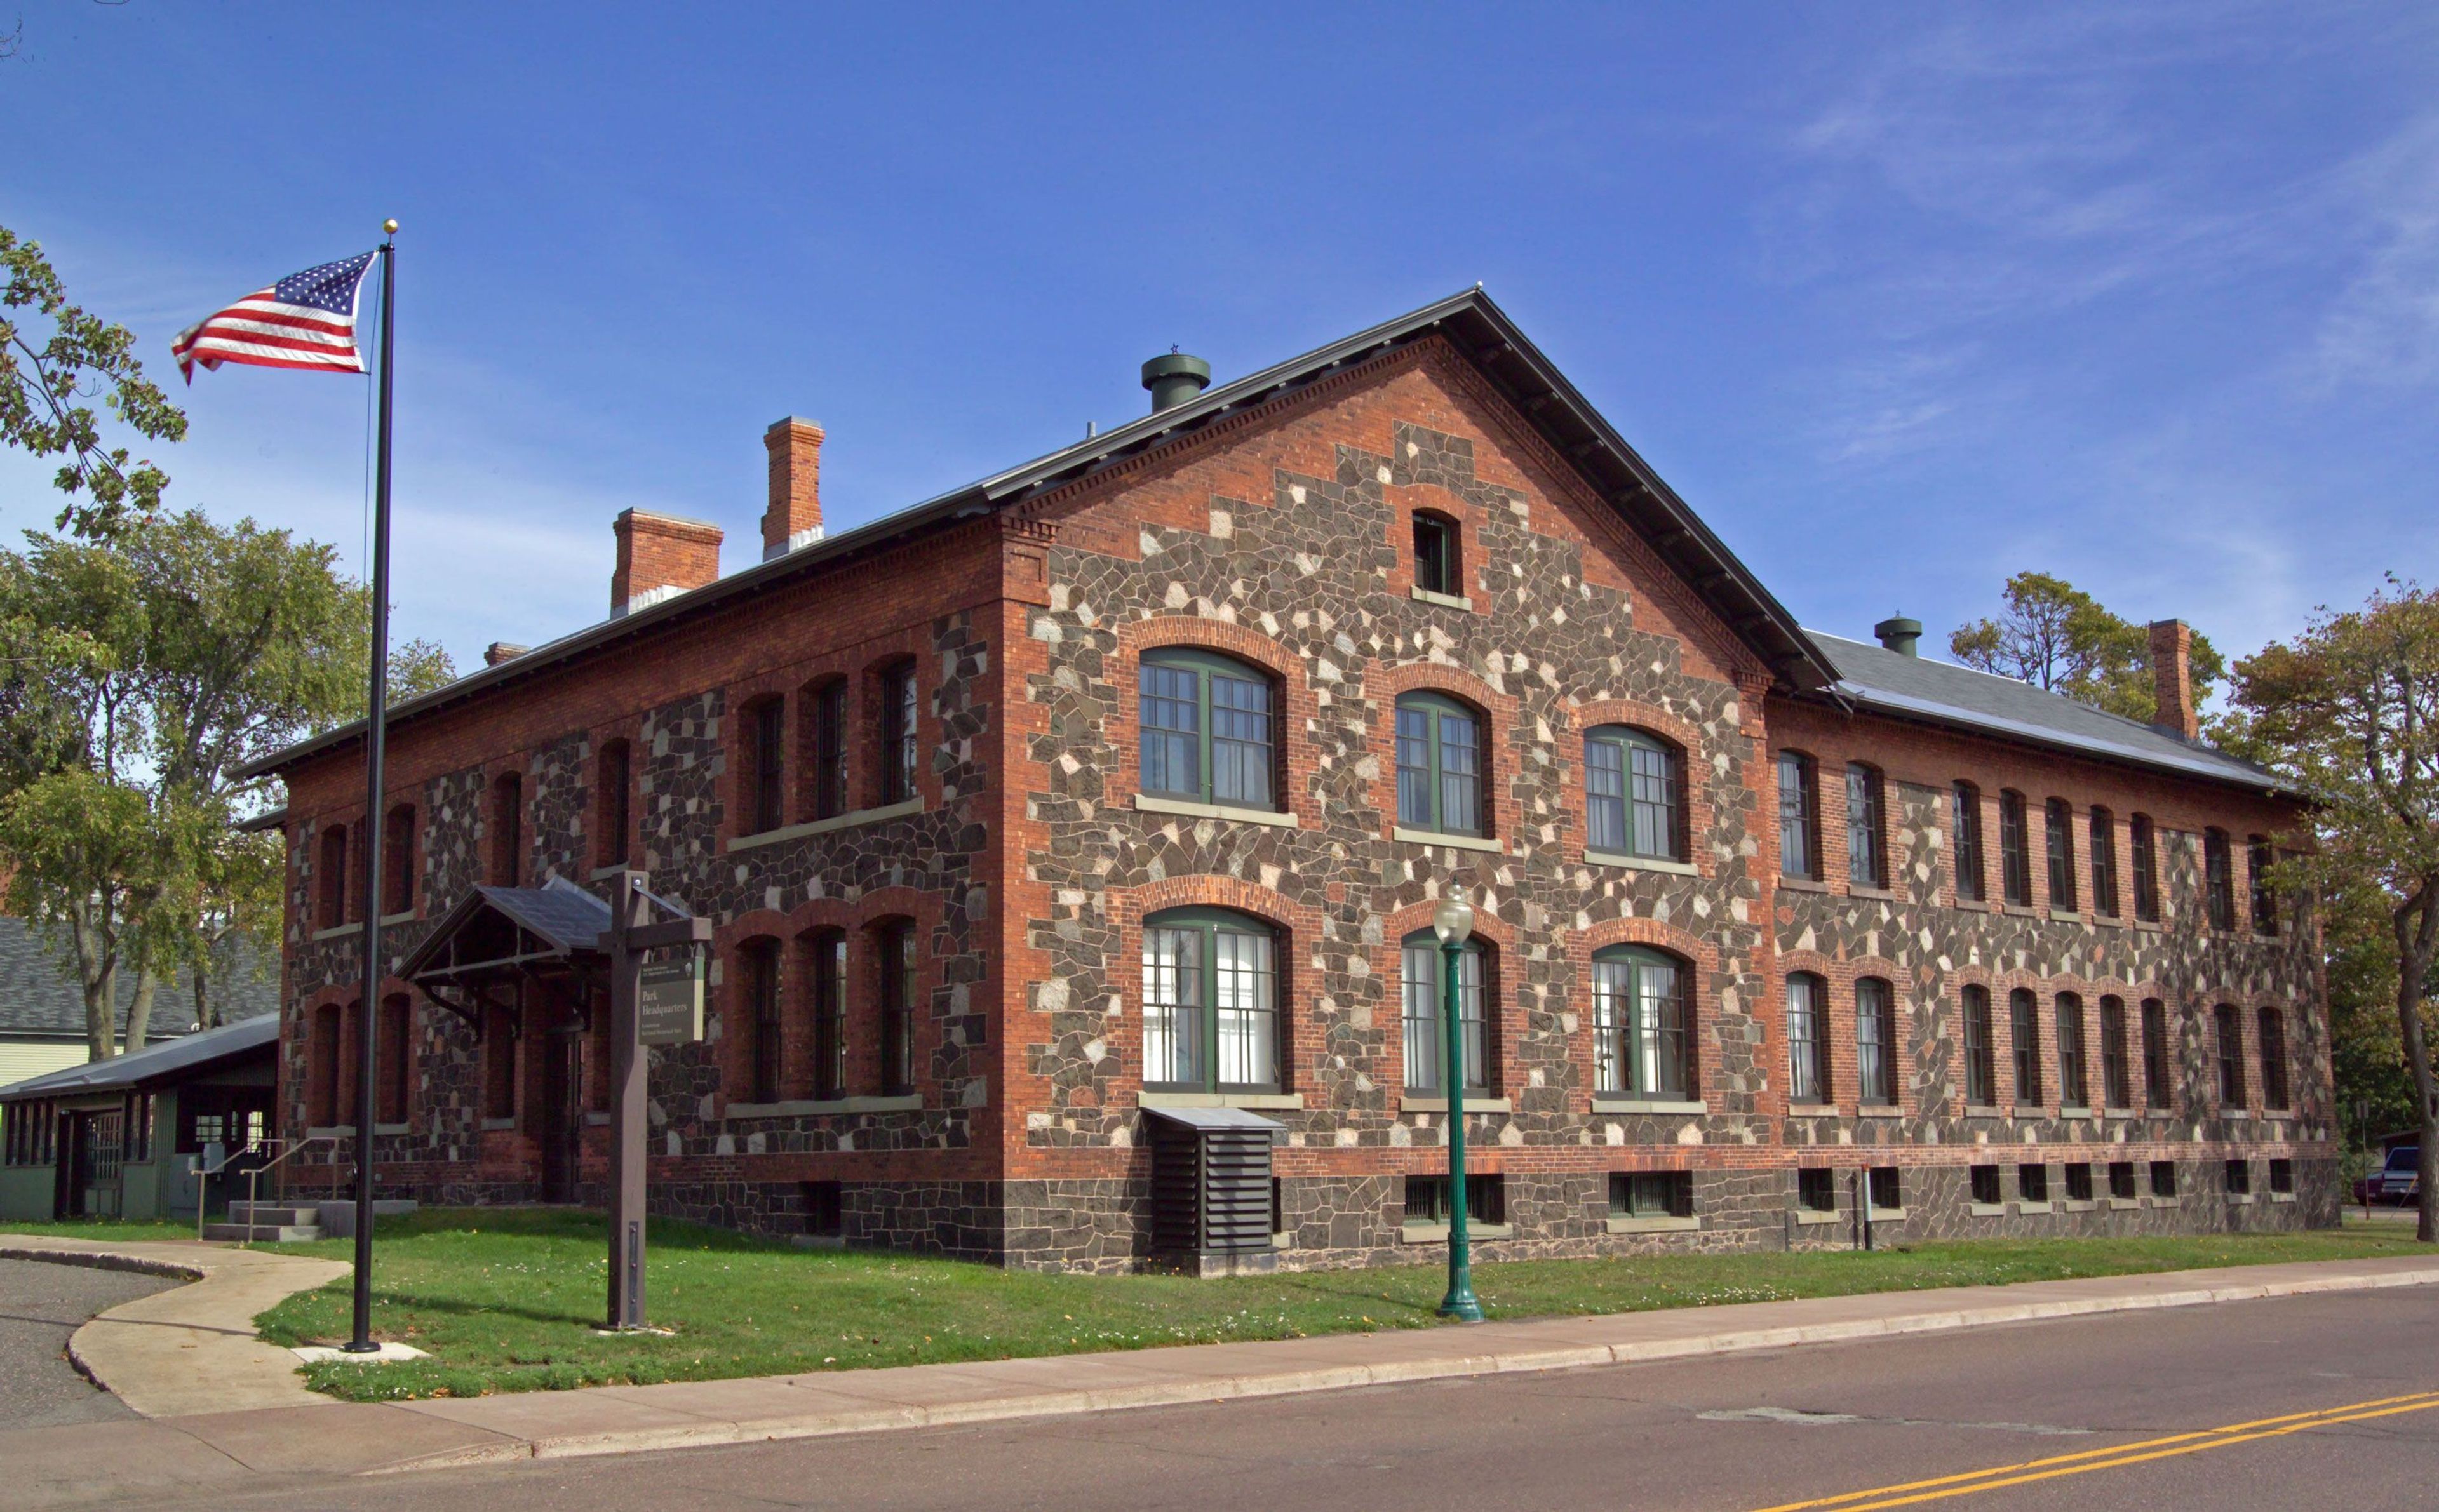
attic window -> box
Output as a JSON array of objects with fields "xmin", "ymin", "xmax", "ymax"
[{"xmin": 1413, "ymin": 513, "xmax": 1460, "ymax": 598}]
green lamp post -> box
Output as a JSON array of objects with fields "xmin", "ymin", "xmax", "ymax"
[{"xmin": 1434, "ymin": 886, "xmax": 1485, "ymax": 1323}]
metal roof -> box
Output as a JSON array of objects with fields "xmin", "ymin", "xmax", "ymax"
[
  {"xmin": 1139, "ymin": 1105, "xmax": 1286, "ymax": 1134},
  {"xmin": 236, "ymin": 287, "xmax": 1834, "ymax": 782},
  {"xmin": 0, "ymin": 1012, "xmax": 278, "ymax": 1101},
  {"xmin": 1807, "ymin": 632, "xmax": 2288, "ymax": 794}
]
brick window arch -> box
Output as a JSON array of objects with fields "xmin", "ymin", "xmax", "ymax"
[
  {"xmin": 1592, "ymin": 944, "xmax": 1691, "ymax": 1099},
  {"xmin": 317, "ymin": 823, "xmax": 349, "ymax": 927},
  {"xmin": 1411, "ymin": 508, "xmax": 1462, "ymax": 599},
  {"xmin": 1138, "ymin": 648, "xmax": 1280, "ymax": 812},
  {"xmin": 1586, "ymin": 726, "xmax": 1684, "ymax": 861},
  {"xmin": 595, "ymin": 737, "xmax": 632, "ymax": 869}
]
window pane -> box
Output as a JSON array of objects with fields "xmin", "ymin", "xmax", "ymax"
[
  {"xmin": 1856, "ymin": 979, "xmax": 1888, "ymax": 1103},
  {"xmin": 1640, "ymin": 955, "xmax": 1684, "ymax": 1097},
  {"xmin": 1396, "ymin": 707, "xmax": 1433, "ymax": 827},
  {"xmin": 1213, "ymin": 928, "xmax": 1276, "ymax": 1088},
  {"xmin": 1437, "ymin": 712, "xmax": 1481, "ymax": 835},
  {"xmin": 1593, "ymin": 958, "xmax": 1630, "ymax": 1094},
  {"xmin": 1139, "ymin": 664, "xmax": 1200, "ymax": 798},
  {"xmin": 2012, "ymin": 989, "xmax": 2042, "ymax": 1104},
  {"xmin": 1631, "ymin": 741, "xmax": 1677, "ymax": 859},
  {"xmin": 1586, "ymin": 739, "xmax": 1626, "ymax": 853},
  {"xmin": 1953, "ymin": 784, "xmax": 1984, "ymax": 902},
  {"xmin": 1402, "ymin": 942, "xmax": 1441, "ymax": 1092},
  {"xmin": 1847, "ymin": 766, "xmax": 1881, "ymax": 886},
  {"xmin": 1209, "ymin": 674, "xmax": 1273, "ymax": 808},
  {"xmin": 1143, "ymin": 927, "xmax": 1204, "ymax": 1087},
  {"xmin": 1778, "ymin": 754, "xmax": 1814, "ymax": 878},
  {"xmin": 1787, "ymin": 975, "xmax": 1822, "ymax": 1102}
]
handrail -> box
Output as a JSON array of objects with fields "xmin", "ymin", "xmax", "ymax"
[{"xmin": 227, "ymin": 1135, "xmax": 340, "ymax": 1248}]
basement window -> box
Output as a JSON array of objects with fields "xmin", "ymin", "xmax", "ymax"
[
  {"xmin": 2150, "ymin": 1160, "xmax": 2179, "ymax": 1198},
  {"xmin": 2063, "ymin": 1163, "xmax": 2093, "ymax": 1202},
  {"xmin": 1406, "ymin": 1173, "xmax": 1502, "ymax": 1226},
  {"xmin": 802, "ymin": 1180, "xmax": 843, "ymax": 1239},
  {"xmin": 1610, "ymin": 1170, "xmax": 1694, "ymax": 1219},
  {"xmin": 1970, "ymin": 1165, "xmax": 2001, "ymax": 1206},
  {"xmin": 2109, "ymin": 1161, "xmax": 2138, "ymax": 1200},
  {"xmin": 1796, "ymin": 1167, "xmax": 1836, "ymax": 1213},
  {"xmin": 2269, "ymin": 1158, "xmax": 2294, "ymax": 1195},
  {"xmin": 1867, "ymin": 1167, "xmax": 1902, "ymax": 1211},
  {"xmin": 2017, "ymin": 1163, "xmax": 2050, "ymax": 1203},
  {"xmin": 2224, "ymin": 1158, "xmax": 2252, "ymax": 1196}
]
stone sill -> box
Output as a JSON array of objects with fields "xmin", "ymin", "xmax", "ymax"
[
  {"xmin": 1846, "ymin": 885, "xmax": 1898, "ymax": 902},
  {"xmin": 305, "ymin": 1124, "xmax": 407, "ymax": 1138},
  {"xmin": 2270, "ymin": 1191, "xmax": 2297, "ymax": 1203},
  {"xmin": 727, "ymin": 796, "xmax": 925, "ymax": 853},
  {"xmin": 1591, "ymin": 1097, "xmax": 1706, "ymax": 1115},
  {"xmin": 310, "ymin": 922, "xmax": 362, "ymax": 941},
  {"xmin": 2062, "ymin": 1198, "xmax": 2097, "ymax": 1212},
  {"xmin": 480, "ymin": 1118, "xmax": 518, "ymax": 1132},
  {"xmin": 2227, "ymin": 1193, "xmax": 2256, "ymax": 1205},
  {"xmin": 1607, "ymin": 1214, "xmax": 1700, "ymax": 1234},
  {"xmin": 2147, "ymin": 1195, "xmax": 2182, "ymax": 1209},
  {"xmin": 2224, "ymin": 1109, "xmax": 2252, "ymax": 1120},
  {"xmin": 1585, "ymin": 850, "xmax": 1698, "ymax": 877},
  {"xmin": 1400, "ymin": 1221, "xmax": 1514, "ymax": 1243},
  {"xmin": 1857, "ymin": 1104, "xmax": 1903, "ymax": 1118},
  {"xmin": 2130, "ymin": 920, "xmax": 2165, "ymax": 933},
  {"xmin": 1139, "ymin": 1091, "xmax": 1304, "ymax": 1111},
  {"xmin": 727, "ymin": 1094, "xmax": 922, "ymax": 1118},
  {"xmin": 585, "ymin": 1111, "xmax": 611, "ymax": 1127},
  {"xmin": 1409, "ymin": 586, "xmax": 1474, "ymax": 611},
  {"xmin": 1392, "ymin": 826, "xmax": 1505, "ymax": 855},
  {"xmin": 2103, "ymin": 1107, "xmax": 2137, "ymax": 1118},
  {"xmin": 2048, "ymin": 909, "xmax": 2085, "ymax": 925},
  {"xmin": 1792, "ymin": 1209, "xmax": 1841, "ymax": 1226},
  {"xmin": 1399, "ymin": 1096, "xmax": 1512, "ymax": 1115},
  {"xmin": 2260, "ymin": 1109, "xmax": 2295, "ymax": 1121},
  {"xmin": 1787, "ymin": 1102, "xmax": 1839, "ymax": 1117},
  {"xmin": 1963, "ymin": 1106, "xmax": 2007, "ymax": 1119},
  {"xmin": 380, "ymin": 911, "xmax": 415, "ymax": 927},
  {"xmin": 2017, "ymin": 1200, "xmax": 2053, "ymax": 1215},
  {"xmin": 2106, "ymin": 1196, "xmax": 2142, "ymax": 1210},
  {"xmin": 1968, "ymin": 1202, "xmax": 2008, "ymax": 1217},
  {"xmin": 1133, "ymin": 794, "xmax": 1300, "ymax": 829},
  {"xmin": 1777, "ymin": 877, "xmax": 1832, "ymax": 893},
  {"xmin": 2059, "ymin": 1107, "xmax": 2093, "ymax": 1118},
  {"xmin": 1867, "ymin": 1207, "xmax": 1907, "ymax": 1221},
  {"xmin": 2001, "ymin": 904, "xmax": 2041, "ymax": 918}
]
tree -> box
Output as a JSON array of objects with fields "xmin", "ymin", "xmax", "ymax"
[
  {"xmin": 2234, "ymin": 580, "xmax": 2439, "ymax": 1241},
  {"xmin": 1951, "ymin": 572, "xmax": 2224, "ymax": 725},
  {"xmin": 1, "ymin": 226, "xmax": 188, "ymax": 539},
  {"xmin": 0, "ymin": 511, "xmax": 457, "ymax": 1057}
]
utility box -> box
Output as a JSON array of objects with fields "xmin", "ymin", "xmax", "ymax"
[{"xmin": 1143, "ymin": 1105, "xmax": 1281, "ymax": 1276}]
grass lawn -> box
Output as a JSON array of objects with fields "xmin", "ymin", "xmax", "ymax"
[
  {"xmin": 154, "ymin": 1208, "xmax": 2431, "ymax": 1402},
  {"xmin": 0, "ymin": 1218, "xmax": 199, "ymax": 1241}
]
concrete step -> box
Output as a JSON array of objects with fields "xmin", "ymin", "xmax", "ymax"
[
  {"xmin": 201, "ymin": 1222, "xmax": 325, "ymax": 1243},
  {"xmin": 225, "ymin": 1202, "xmax": 320, "ymax": 1226}
]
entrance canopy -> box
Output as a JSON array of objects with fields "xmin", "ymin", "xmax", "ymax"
[{"xmin": 398, "ymin": 875, "xmax": 611, "ymax": 1026}]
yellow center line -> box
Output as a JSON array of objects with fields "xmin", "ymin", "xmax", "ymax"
[{"xmin": 1747, "ymin": 1389, "xmax": 2439, "ymax": 1512}]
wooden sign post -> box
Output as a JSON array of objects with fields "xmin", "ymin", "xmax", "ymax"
[{"xmin": 604, "ymin": 872, "xmax": 710, "ymax": 1332}]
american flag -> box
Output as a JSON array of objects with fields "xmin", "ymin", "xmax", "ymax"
[{"xmin": 171, "ymin": 251, "xmax": 377, "ymax": 382}]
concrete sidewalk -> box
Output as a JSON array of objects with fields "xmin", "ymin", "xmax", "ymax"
[{"xmin": 4, "ymin": 1249, "xmax": 2438, "ymax": 1508}]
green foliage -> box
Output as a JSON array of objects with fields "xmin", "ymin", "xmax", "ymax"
[
  {"xmin": 221, "ymin": 1207, "xmax": 2423, "ymax": 1402},
  {"xmin": 1949, "ymin": 571, "xmax": 2223, "ymax": 725},
  {"xmin": 0, "ymin": 225, "xmax": 188, "ymax": 540}
]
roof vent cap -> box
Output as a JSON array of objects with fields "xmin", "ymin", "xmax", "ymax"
[
  {"xmin": 1141, "ymin": 349, "xmax": 1211, "ymax": 413},
  {"xmin": 1873, "ymin": 615, "xmax": 1923, "ymax": 657}
]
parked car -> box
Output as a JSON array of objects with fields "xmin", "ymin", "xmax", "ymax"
[{"xmin": 2376, "ymin": 1146, "xmax": 2421, "ymax": 1205}]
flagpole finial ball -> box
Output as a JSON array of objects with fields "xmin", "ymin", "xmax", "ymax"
[{"xmin": 383, "ymin": 218, "xmax": 400, "ymax": 234}]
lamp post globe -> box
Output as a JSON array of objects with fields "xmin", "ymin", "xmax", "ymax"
[{"xmin": 1434, "ymin": 885, "xmax": 1485, "ymax": 1323}]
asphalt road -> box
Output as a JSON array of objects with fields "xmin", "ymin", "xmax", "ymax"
[
  {"xmin": 205, "ymin": 1284, "xmax": 2439, "ymax": 1511},
  {"xmin": 0, "ymin": 1257, "xmax": 175, "ymax": 1430}
]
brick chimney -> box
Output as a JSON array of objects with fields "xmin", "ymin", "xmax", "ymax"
[
  {"xmin": 483, "ymin": 642, "xmax": 528, "ymax": 667},
  {"xmin": 762, "ymin": 417, "xmax": 824, "ymax": 561},
  {"xmin": 610, "ymin": 509, "xmax": 723, "ymax": 619},
  {"xmin": 2147, "ymin": 619, "xmax": 2198, "ymax": 741}
]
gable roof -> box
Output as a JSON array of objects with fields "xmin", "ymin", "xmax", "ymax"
[
  {"xmin": 237, "ymin": 287, "xmax": 1834, "ymax": 782},
  {"xmin": 0, "ymin": 916, "xmax": 280, "ymax": 1041},
  {"xmin": 1809, "ymin": 632, "xmax": 2287, "ymax": 794},
  {"xmin": 0, "ymin": 1012, "xmax": 278, "ymax": 1101}
]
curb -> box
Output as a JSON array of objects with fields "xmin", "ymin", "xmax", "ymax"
[{"xmin": 366, "ymin": 1261, "xmax": 2439, "ymax": 1469}]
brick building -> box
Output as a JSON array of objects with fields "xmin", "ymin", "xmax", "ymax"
[{"xmin": 245, "ymin": 289, "xmax": 2333, "ymax": 1272}]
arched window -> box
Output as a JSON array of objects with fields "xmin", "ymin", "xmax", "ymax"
[
  {"xmin": 1961, "ymin": 986, "xmax": 1996, "ymax": 1106},
  {"xmin": 742, "ymin": 695, "xmax": 786, "ymax": 836},
  {"xmin": 1138, "ymin": 648, "xmax": 1279, "ymax": 810},
  {"xmin": 490, "ymin": 772, "xmax": 523, "ymax": 886},
  {"xmin": 2248, "ymin": 835, "xmax": 2278, "ymax": 935},
  {"xmin": 1777, "ymin": 753, "xmax": 1818, "ymax": 880},
  {"xmin": 1396, "ymin": 693, "xmax": 1484, "ymax": 837},
  {"xmin": 1785, "ymin": 972, "xmax": 1828, "ymax": 1103},
  {"xmin": 596, "ymin": 738, "xmax": 631, "ymax": 868},
  {"xmin": 803, "ymin": 679, "xmax": 849, "ymax": 821},
  {"xmin": 2141, "ymin": 997, "xmax": 2171, "ymax": 1106},
  {"xmin": 382, "ymin": 805, "xmax": 415, "ymax": 917},
  {"xmin": 1402, "ymin": 927, "xmax": 1487, "ymax": 1094},
  {"xmin": 377, "ymin": 994, "xmax": 412, "ymax": 1125},
  {"xmin": 2257, "ymin": 1007, "xmax": 2290, "ymax": 1111},
  {"xmin": 2089, "ymin": 806, "xmax": 2118, "ymax": 918},
  {"xmin": 1413, "ymin": 511, "xmax": 1461, "ymax": 598},
  {"xmin": 1998, "ymin": 791, "xmax": 2031, "ymax": 906},
  {"xmin": 803, "ymin": 928, "xmax": 847, "ymax": 1100},
  {"xmin": 1847, "ymin": 763, "xmax": 1886, "ymax": 888},
  {"xmin": 1952, "ymin": 782, "xmax": 1985, "ymax": 902},
  {"xmin": 876, "ymin": 918, "xmax": 917, "ymax": 1095},
  {"xmin": 1585, "ymin": 727, "xmax": 1683, "ymax": 861},
  {"xmin": 2010, "ymin": 987, "xmax": 2042, "ymax": 1104},
  {"xmin": 2099, "ymin": 995, "xmax": 2130, "ymax": 1108},
  {"xmin": 1143, "ymin": 907, "xmax": 1280, "ymax": 1094},
  {"xmin": 877, "ymin": 662, "xmax": 918, "ymax": 806},
  {"xmin": 311, "ymin": 1003, "xmax": 344, "ymax": 1127},
  {"xmin": 2055, "ymin": 992, "xmax": 2088, "ymax": 1109},
  {"xmin": 2130, "ymin": 815, "xmax": 2160, "ymax": 921},
  {"xmin": 2044, "ymin": 798, "xmax": 2077, "ymax": 911},
  {"xmin": 2214, "ymin": 1003, "xmax": 2246, "ymax": 1107},
  {"xmin": 737, "ymin": 937, "xmax": 782, "ymax": 1104},
  {"xmin": 2205, "ymin": 828, "xmax": 2235, "ymax": 930},
  {"xmin": 1592, "ymin": 946, "xmax": 1691, "ymax": 1099},
  {"xmin": 1856, "ymin": 977, "xmax": 1898, "ymax": 1105},
  {"xmin": 317, "ymin": 823, "xmax": 349, "ymax": 927}
]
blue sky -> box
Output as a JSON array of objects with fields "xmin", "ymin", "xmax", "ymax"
[{"xmin": 4, "ymin": 3, "xmax": 2433, "ymax": 683}]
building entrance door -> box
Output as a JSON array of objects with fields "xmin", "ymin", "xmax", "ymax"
[{"xmin": 540, "ymin": 1029, "xmax": 581, "ymax": 1204}]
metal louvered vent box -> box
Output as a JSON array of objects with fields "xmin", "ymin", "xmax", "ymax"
[{"xmin": 1144, "ymin": 1105, "xmax": 1282, "ymax": 1275}]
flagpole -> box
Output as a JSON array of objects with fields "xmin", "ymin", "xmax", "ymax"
[{"xmin": 344, "ymin": 219, "xmax": 399, "ymax": 1356}]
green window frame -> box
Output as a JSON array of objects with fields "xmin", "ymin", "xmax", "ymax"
[
  {"xmin": 1413, "ymin": 512, "xmax": 1460, "ymax": 597},
  {"xmin": 1586, "ymin": 726, "xmax": 1683, "ymax": 861},
  {"xmin": 1856, "ymin": 976, "xmax": 1897, "ymax": 1104},
  {"xmin": 2010, "ymin": 987, "xmax": 2043, "ymax": 1105},
  {"xmin": 1141, "ymin": 907, "xmax": 1280, "ymax": 1094},
  {"xmin": 1998, "ymin": 791, "xmax": 2031, "ymax": 906},
  {"xmin": 1952, "ymin": 782, "xmax": 1984, "ymax": 902},
  {"xmin": 1402, "ymin": 928, "xmax": 1488, "ymax": 1093},
  {"xmin": 1962, "ymin": 985, "xmax": 1996, "ymax": 1106},
  {"xmin": 1777, "ymin": 751, "xmax": 1818, "ymax": 879},
  {"xmin": 2130, "ymin": 814, "xmax": 2160, "ymax": 921},
  {"xmin": 2044, "ymin": 798, "xmax": 2076, "ymax": 910},
  {"xmin": 1395, "ymin": 692, "xmax": 1484, "ymax": 836},
  {"xmin": 2205, "ymin": 828, "xmax": 2236, "ymax": 930},
  {"xmin": 1786, "ymin": 972, "xmax": 1829, "ymax": 1103},
  {"xmin": 2089, "ymin": 806, "xmax": 2118, "ymax": 917},
  {"xmin": 2055, "ymin": 992, "xmax": 2086, "ymax": 1108},
  {"xmin": 1138, "ymin": 648, "xmax": 1278, "ymax": 810},
  {"xmin": 1847, "ymin": 763, "xmax": 1886, "ymax": 888},
  {"xmin": 1593, "ymin": 946, "xmax": 1691, "ymax": 1098}
]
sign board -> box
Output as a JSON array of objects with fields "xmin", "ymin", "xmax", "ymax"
[{"xmin": 637, "ymin": 956, "xmax": 704, "ymax": 1046}]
